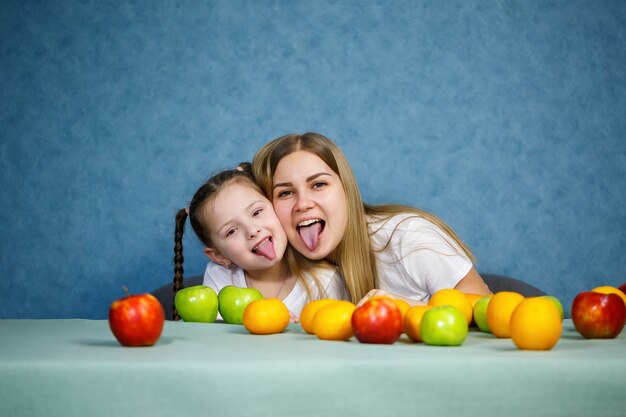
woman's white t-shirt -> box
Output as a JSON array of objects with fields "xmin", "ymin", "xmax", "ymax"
[
  {"xmin": 368, "ymin": 213, "xmax": 473, "ymax": 303},
  {"xmin": 202, "ymin": 262, "xmax": 348, "ymax": 317}
]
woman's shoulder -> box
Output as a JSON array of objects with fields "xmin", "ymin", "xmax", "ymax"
[
  {"xmin": 368, "ymin": 211, "xmax": 461, "ymax": 253},
  {"xmin": 368, "ymin": 212, "xmax": 437, "ymax": 235}
]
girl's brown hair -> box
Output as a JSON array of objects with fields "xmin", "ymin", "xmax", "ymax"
[{"xmin": 173, "ymin": 162, "xmax": 329, "ymax": 320}]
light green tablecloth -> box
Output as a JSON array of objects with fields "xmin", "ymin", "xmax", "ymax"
[{"xmin": 1, "ymin": 319, "xmax": 625, "ymax": 417}]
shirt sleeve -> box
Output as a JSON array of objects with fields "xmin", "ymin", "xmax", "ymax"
[
  {"xmin": 383, "ymin": 216, "xmax": 473, "ymax": 298},
  {"xmin": 202, "ymin": 262, "xmax": 237, "ymax": 293}
]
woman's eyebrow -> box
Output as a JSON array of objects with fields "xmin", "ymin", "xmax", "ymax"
[{"xmin": 273, "ymin": 172, "xmax": 332, "ymax": 189}]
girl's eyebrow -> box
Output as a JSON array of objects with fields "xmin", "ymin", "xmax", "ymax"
[
  {"xmin": 273, "ymin": 172, "xmax": 332, "ymax": 190},
  {"xmin": 245, "ymin": 200, "xmax": 265, "ymax": 210}
]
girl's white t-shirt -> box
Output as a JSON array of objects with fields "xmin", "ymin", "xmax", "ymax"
[
  {"xmin": 202, "ymin": 261, "xmax": 348, "ymax": 317},
  {"xmin": 368, "ymin": 213, "xmax": 473, "ymax": 303}
]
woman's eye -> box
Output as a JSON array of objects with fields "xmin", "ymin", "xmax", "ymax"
[
  {"xmin": 312, "ymin": 181, "xmax": 327, "ymax": 189},
  {"xmin": 276, "ymin": 190, "xmax": 292, "ymax": 198}
]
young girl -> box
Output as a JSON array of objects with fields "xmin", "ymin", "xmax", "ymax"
[
  {"xmin": 173, "ymin": 163, "xmax": 347, "ymax": 321},
  {"xmin": 252, "ymin": 133, "xmax": 492, "ymax": 306}
]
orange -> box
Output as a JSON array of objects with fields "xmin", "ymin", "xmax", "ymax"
[
  {"xmin": 428, "ymin": 288, "xmax": 473, "ymax": 324},
  {"xmin": 299, "ymin": 299, "xmax": 337, "ymax": 334},
  {"xmin": 242, "ymin": 298, "xmax": 290, "ymax": 335},
  {"xmin": 312, "ymin": 300, "xmax": 357, "ymax": 341},
  {"xmin": 404, "ymin": 305, "xmax": 433, "ymax": 342},
  {"xmin": 510, "ymin": 296, "xmax": 562, "ymax": 350},
  {"xmin": 466, "ymin": 293, "xmax": 489, "ymax": 308},
  {"xmin": 592, "ymin": 286, "xmax": 626, "ymax": 308},
  {"xmin": 486, "ymin": 291, "xmax": 525, "ymax": 338},
  {"xmin": 371, "ymin": 296, "xmax": 411, "ymax": 322},
  {"xmin": 393, "ymin": 299, "xmax": 411, "ymax": 322}
]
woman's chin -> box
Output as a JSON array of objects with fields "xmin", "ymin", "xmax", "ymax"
[{"xmin": 294, "ymin": 243, "xmax": 328, "ymax": 260}]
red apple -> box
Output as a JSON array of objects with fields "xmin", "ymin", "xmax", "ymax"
[
  {"xmin": 352, "ymin": 297, "xmax": 403, "ymax": 344},
  {"xmin": 571, "ymin": 291, "xmax": 625, "ymax": 339},
  {"xmin": 619, "ymin": 283, "xmax": 626, "ymax": 297},
  {"xmin": 109, "ymin": 290, "xmax": 165, "ymax": 347}
]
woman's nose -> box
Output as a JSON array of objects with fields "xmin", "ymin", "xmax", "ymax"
[{"xmin": 293, "ymin": 192, "xmax": 315, "ymax": 212}]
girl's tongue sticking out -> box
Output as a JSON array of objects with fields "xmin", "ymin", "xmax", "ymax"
[
  {"xmin": 253, "ymin": 237, "xmax": 276, "ymax": 261},
  {"xmin": 299, "ymin": 221, "xmax": 322, "ymax": 251}
]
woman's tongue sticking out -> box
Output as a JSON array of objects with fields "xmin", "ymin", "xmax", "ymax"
[{"xmin": 299, "ymin": 222, "xmax": 322, "ymax": 251}]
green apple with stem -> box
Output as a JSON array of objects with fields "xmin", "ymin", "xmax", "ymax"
[
  {"xmin": 218, "ymin": 285, "xmax": 263, "ymax": 324},
  {"xmin": 174, "ymin": 285, "xmax": 219, "ymax": 323}
]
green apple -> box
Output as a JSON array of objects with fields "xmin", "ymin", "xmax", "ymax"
[
  {"xmin": 420, "ymin": 305, "xmax": 468, "ymax": 346},
  {"xmin": 473, "ymin": 297, "xmax": 492, "ymax": 333},
  {"xmin": 218, "ymin": 285, "xmax": 263, "ymax": 324},
  {"xmin": 174, "ymin": 285, "xmax": 219, "ymax": 323},
  {"xmin": 542, "ymin": 295, "xmax": 564, "ymax": 320}
]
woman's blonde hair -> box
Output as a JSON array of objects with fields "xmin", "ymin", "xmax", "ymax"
[{"xmin": 253, "ymin": 132, "xmax": 474, "ymax": 303}]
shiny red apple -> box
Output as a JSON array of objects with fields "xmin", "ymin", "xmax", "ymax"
[
  {"xmin": 571, "ymin": 291, "xmax": 625, "ymax": 339},
  {"xmin": 109, "ymin": 290, "xmax": 165, "ymax": 347},
  {"xmin": 352, "ymin": 297, "xmax": 403, "ymax": 344}
]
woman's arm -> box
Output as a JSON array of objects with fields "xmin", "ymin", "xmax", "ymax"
[
  {"xmin": 357, "ymin": 289, "xmax": 426, "ymax": 307},
  {"xmin": 453, "ymin": 267, "xmax": 492, "ymax": 295},
  {"xmin": 357, "ymin": 267, "xmax": 492, "ymax": 307}
]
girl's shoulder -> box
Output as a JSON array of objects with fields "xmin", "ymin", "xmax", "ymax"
[{"xmin": 203, "ymin": 262, "xmax": 246, "ymax": 288}]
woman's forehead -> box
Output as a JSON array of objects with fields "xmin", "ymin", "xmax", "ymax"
[{"xmin": 274, "ymin": 151, "xmax": 335, "ymax": 181}]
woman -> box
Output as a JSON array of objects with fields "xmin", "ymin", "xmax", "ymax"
[{"xmin": 252, "ymin": 132, "xmax": 491, "ymax": 306}]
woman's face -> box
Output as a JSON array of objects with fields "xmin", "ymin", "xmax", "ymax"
[{"xmin": 272, "ymin": 150, "xmax": 348, "ymax": 261}]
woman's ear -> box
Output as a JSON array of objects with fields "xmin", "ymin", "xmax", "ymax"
[{"xmin": 203, "ymin": 247, "xmax": 232, "ymax": 268}]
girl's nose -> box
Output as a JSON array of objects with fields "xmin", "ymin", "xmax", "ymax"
[{"xmin": 248, "ymin": 227, "xmax": 261, "ymax": 239}]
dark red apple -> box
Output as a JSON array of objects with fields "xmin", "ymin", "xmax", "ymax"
[
  {"xmin": 352, "ymin": 297, "xmax": 403, "ymax": 344},
  {"xmin": 109, "ymin": 291, "xmax": 165, "ymax": 347},
  {"xmin": 571, "ymin": 291, "xmax": 625, "ymax": 339},
  {"xmin": 619, "ymin": 283, "xmax": 626, "ymax": 297}
]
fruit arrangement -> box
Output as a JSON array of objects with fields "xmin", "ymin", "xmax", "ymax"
[
  {"xmin": 295, "ymin": 284, "xmax": 625, "ymax": 350},
  {"xmin": 109, "ymin": 282, "xmax": 626, "ymax": 350},
  {"xmin": 174, "ymin": 285, "xmax": 262, "ymax": 324}
]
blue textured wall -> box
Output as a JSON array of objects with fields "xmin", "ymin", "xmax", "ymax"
[{"xmin": 1, "ymin": 0, "xmax": 624, "ymax": 318}]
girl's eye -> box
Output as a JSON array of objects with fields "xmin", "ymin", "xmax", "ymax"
[
  {"xmin": 225, "ymin": 228, "xmax": 237, "ymax": 237},
  {"xmin": 252, "ymin": 208, "xmax": 263, "ymax": 217}
]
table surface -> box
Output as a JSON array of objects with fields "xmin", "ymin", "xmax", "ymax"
[{"xmin": 1, "ymin": 319, "xmax": 625, "ymax": 417}]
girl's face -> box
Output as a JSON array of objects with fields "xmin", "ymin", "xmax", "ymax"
[
  {"xmin": 272, "ymin": 150, "xmax": 348, "ymax": 261},
  {"xmin": 203, "ymin": 182, "xmax": 287, "ymax": 272}
]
